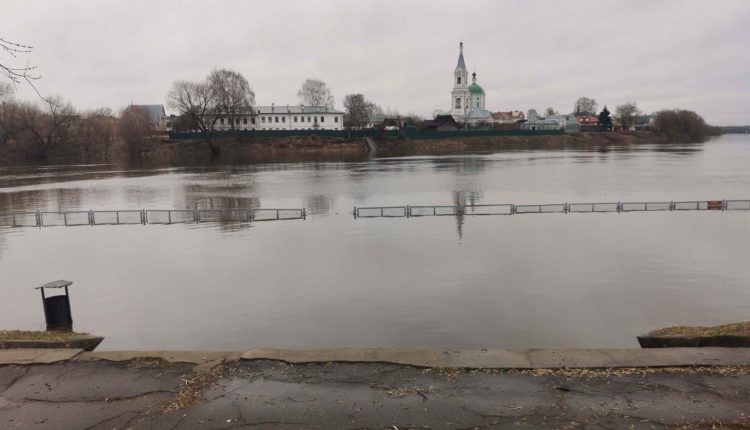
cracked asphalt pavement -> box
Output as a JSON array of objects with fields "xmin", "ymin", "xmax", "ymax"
[{"xmin": 1, "ymin": 360, "xmax": 750, "ymax": 429}]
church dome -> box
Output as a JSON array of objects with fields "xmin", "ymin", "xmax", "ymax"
[{"xmin": 468, "ymin": 83, "xmax": 485, "ymax": 95}]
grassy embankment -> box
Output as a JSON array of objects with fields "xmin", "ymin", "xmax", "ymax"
[
  {"xmin": 651, "ymin": 322, "xmax": 750, "ymax": 337},
  {"xmin": 0, "ymin": 130, "xmax": 675, "ymax": 166}
]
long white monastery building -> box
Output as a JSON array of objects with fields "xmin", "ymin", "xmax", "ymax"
[{"xmin": 213, "ymin": 104, "xmax": 344, "ymax": 131}]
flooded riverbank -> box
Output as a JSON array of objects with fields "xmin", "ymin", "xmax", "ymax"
[
  {"xmin": 0, "ymin": 135, "xmax": 749, "ymax": 350},
  {"xmin": 0, "ymin": 131, "xmax": 668, "ymax": 167}
]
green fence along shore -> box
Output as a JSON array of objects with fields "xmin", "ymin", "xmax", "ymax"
[{"xmin": 168, "ymin": 129, "xmax": 566, "ymax": 140}]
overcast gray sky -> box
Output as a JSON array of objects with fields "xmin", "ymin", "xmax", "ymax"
[{"xmin": 3, "ymin": 0, "xmax": 749, "ymax": 124}]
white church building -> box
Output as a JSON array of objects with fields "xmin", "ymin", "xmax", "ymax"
[{"xmin": 449, "ymin": 42, "xmax": 492, "ymax": 125}]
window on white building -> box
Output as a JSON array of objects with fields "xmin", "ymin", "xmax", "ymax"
[
  {"xmin": 243, "ymin": 118, "xmax": 247, "ymax": 124},
  {"xmin": 282, "ymin": 117, "xmax": 285, "ymax": 123},
  {"xmin": 320, "ymin": 116, "xmax": 324, "ymax": 123},
  {"xmin": 261, "ymin": 117, "xmax": 266, "ymax": 123},
  {"xmin": 274, "ymin": 117, "xmax": 279, "ymax": 123},
  {"xmin": 457, "ymin": 76, "xmax": 461, "ymax": 85},
  {"xmin": 251, "ymin": 118, "xmax": 256, "ymax": 124},
  {"xmin": 335, "ymin": 117, "xmax": 339, "ymax": 123},
  {"xmin": 220, "ymin": 118, "xmax": 224, "ymax": 124},
  {"xmin": 455, "ymin": 98, "xmax": 461, "ymax": 109},
  {"xmin": 294, "ymin": 116, "xmax": 298, "ymax": 122}
]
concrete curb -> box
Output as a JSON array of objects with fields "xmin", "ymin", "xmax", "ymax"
[
  {"xmin": 0, "ymin": 348, "xmax": 83, "ymax": 365},
  {"xmin": 75, "ymin": 350, "xmax": 242, "ymax": 364},
  {"xmin": 3, "ymin": 348, "xmax": 750, "ymax": 369},
  {"xmin": 638, "ymin": 334, "xmax": 750, "ymax": 348},
  {"xmin": 240, "ymin": 347, "xmax": 750, "ymax": 369},
  {"xmin": 0, "ymin": 335, "xmax": 104, "ymax": 351}
]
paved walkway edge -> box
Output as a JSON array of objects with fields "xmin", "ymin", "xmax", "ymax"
[
  {"xmin": 3, "ymin": 348, "xmax": 750, "ymax": 368},
  {"xmin": 0, "ymin": 348, "xmax": 83, "ymax": 365},
  {"xmin": 240, "ymin": 347, "xmax": 750, "ymax": 369}
]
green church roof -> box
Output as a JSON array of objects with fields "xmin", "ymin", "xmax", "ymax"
[{"xmin": 468, "ymin": 83, "xmax": 485, "ymax": 95}]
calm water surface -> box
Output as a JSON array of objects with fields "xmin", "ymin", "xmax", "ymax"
[{"xmin": 1, "ymin": 135, "xmax": 749, "ymax": 350}]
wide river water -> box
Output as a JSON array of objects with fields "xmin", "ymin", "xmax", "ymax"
[{"xmin": 1, "ymin": 134, "xmax": 749, "ymax": 350}]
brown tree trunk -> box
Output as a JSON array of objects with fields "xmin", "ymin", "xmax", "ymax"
[{"xmin": 207, "ymin": 139, "xmax": 220, "ymax": 156}]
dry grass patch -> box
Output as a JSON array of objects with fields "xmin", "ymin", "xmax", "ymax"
[
  {"xmin": 162, "ymin": 364, "xmax": 225, "ymax": 412},
  {"xmin": 650, "ymin": 322, "xmax": 750, "ymax": 337},
  {"xmin": 126, "ymin": 357, "xmax": 171, "ymax": 369},
  {"xmin": 423, "ymin": 366, "xmax": 463, "ymax": 380},
  {"xmin": 500, "ymin": 366, "xmax": 750, "ymax": 378},
  {"xmin": 420, "ymin": 366, "xmax": 750, "ymax": 379}
]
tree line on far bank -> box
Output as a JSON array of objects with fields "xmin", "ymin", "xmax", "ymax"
[
  {"xmin": 0, "ymin": 72, "xmax": 722, "ymax": 161},
  {"xmin": 534, "ymin": 97, "xmax": 719, "ymax": 139}
]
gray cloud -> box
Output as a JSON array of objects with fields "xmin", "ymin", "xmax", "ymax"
[{"xmin": 2, "ymin": 0, "xmax": 749, "ymax": 124}]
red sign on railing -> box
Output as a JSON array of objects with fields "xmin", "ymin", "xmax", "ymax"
[{"xmin": 707, "ymin": 200, "xmax": 723, "ymax": 210}]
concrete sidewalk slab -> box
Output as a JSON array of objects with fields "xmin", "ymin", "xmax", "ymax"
[
  {"xmin": 241, "ymin": 347, "xmax": 750, "ymax": 368},
  {"xmin": 0, "ymin": 348, "xmax": 82, "ymax": 365}
]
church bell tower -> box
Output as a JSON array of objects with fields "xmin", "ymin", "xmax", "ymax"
[{"xmin": 451, "ymin": 42, "xmax": 470, "ymax": 119}]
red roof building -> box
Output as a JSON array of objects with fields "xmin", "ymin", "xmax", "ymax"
[{"xmin": 575, "ymin": 115, "xmax": 599, "ymax": 125}]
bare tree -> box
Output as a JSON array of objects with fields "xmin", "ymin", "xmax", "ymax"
[
  {"xmin": 17, "ymin": 96, "xmax": 76, "ymax": 158},
  {"xmin": 119, "ymin": 105, "xmax": 153, "ymax": 153},
  {"xmin": 1, "ymin": 37, "xmax": 43, "ymax": 98},
  {"xmin": 297, "ymin": 78, "xmax": 334, "ymax": 107},
  {"xmin": 76, "ymin": 108, "xmax": 116, "ymax": 154},
  {"xmin": 171, "ymin": 113, "xmax": 199, "ymax": 133},
  {"xmin": 0, "ymin": 83, "xmax": 20, "ymax": 146},
  {"xmin": 574, "ymin": 97, "xmax": 598, "ymax": 115},
  {"xmin": 544, "ymin": 107, "xmax": 557, "ymax": 117},
  {"xmin": 0, "ymin": 82, "xmax": 13, "ymax": 99},
  {"xmin": 1, "ymin": 37, "xmax": 40, "ymax": 84},
  {"xmin": 168, "ymin": 69, "xmax": 254, "ymax": 156},
  {"xmin": 209, "ymin": 69, "xmax": 255, "ymax": 132},
  {"xmin": 615, "ymin": 102, "xmax": 640, "ymax": 130},
  {"xmin": 343, "ymin": 94, "xmax": 376, "ymax": 130},
  {"xmin": 167, "ymin": 80, "xmax": 222, "ymax": 155},
  {"xmin": 653, "ymin": 109, "xmax": 717, "ymax": 140}
]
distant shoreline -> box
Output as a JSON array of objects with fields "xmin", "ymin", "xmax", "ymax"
[{"xmin": 0, "ymin": 131, "xmax": 679, "ymax": 167}]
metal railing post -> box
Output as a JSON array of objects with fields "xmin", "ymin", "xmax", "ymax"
[
  {"xmin": 64, "ymin": 212, "xmax": 68, "ymax": 226},
  {"xmin": 168, "ymin": 211, "xmax": 172, "ymax": 224}
]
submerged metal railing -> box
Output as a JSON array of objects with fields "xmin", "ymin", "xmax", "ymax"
[
  {"xmin": 0, "ymin": 208, "xmax": 306, "ymax": 228},
  {"xmin": 353, "ymin": 199, "xmax": 750, "ymax": 219}
]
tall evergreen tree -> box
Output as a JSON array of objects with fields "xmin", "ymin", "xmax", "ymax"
[{"xmin": 598, "ymin": 106, "xmax": 613, "ymax": 131}]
